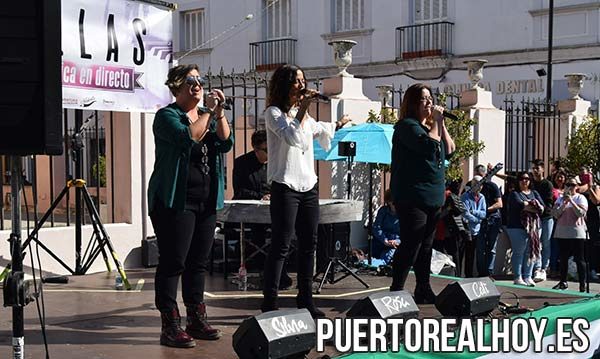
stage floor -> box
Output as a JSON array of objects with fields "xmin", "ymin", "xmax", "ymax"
[{"xmin": 0, "ymin": 267, "xmax": 597, "ymax": 359}]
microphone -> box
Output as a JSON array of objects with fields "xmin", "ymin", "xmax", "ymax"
[
  {"xmin": 301, "ymin": 89, "xmax": 330, "ymax": 102},
  {"xmin": 443, "ymin": 110, "xmax": 459, "ymax": 121}
]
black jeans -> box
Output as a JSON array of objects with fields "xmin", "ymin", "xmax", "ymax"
[
  {"xmin": 558, "ymin": 238, "xmax": 586, "ymax": 286},
  {"xmin": 263, "ymin": 182, "xmax": 319, "ymax": 301},
  {"xmin": 150, "ymin": 200, "xmax": 216, "ymax": 312},
  {"xmin": 391, "ymin": 201, "xmax": 441, "ymax": 290}
]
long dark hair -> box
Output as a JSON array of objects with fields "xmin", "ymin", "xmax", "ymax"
[
  {"xmin": 267, "ymin": 64, "xmax": 304, "ymax": 113},
  {"xmin": 399, "ymin": 83, "xmax": 434, "ymax": 121}
]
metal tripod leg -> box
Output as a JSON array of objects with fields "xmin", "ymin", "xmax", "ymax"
[
  {"xmin": 79, "ymin": 184, "xmax": 131, "ymax": 290},
  {"xmin": 0, "ymin": 184, "xmax": 76, "ymax": 282},
  {"xmin": 314, "ymin": 258, "xmax": 369, "ymax": 294}
]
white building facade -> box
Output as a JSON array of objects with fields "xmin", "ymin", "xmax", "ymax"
[{"xmin": 175, "ymin": 0, "xmax": 600, "ymax": 108}]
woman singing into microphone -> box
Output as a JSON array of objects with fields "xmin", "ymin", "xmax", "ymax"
[
  {"xmin": 261, "ymin": 64, "xmax": 350, "ymax": 318},
  {"xmin": 390, "ymin": 83, "xmax": 455, "ymax": 303}
]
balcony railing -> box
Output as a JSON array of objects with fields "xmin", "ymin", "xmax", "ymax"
[
  {"xmin": 395, "ymin": 21, "xmax": 454, "ymax": 61},
  {"xmin": 249, "ymin": 38, "xmax": 297, "ymax": 72}
]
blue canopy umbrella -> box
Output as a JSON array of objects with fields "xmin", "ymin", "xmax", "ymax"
[
  {"xmin": 314, "ymin": 122, "xmax": 394, "ymax": 164},
  {"xmin": 314, "ymin": 122, "xmax": 395, "ymax": 264}
]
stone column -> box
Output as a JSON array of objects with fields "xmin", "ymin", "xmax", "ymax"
[
  {"xmin": 315, "ymin": 40, "xmax": 380, "ymax": 249},
  {"xmin": 459, "ymin": 85, "xmax": 506, "ymax": 187},
  {"xmin": 460, "ymin": 61, "xmax": 509, "ymax": 275},
  {"xmin": 556, "ymin": 74, "xmax": 591, "ymax": 158}
]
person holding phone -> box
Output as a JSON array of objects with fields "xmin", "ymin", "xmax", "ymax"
[{"xmin": 552, "ymin": 177, "xmax": 588, "ymax": 292}]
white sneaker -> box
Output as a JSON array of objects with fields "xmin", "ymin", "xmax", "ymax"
[
  {"xmin": 533, "ymin": 269, "xmax": 546, "ymax": 283},
  {"xmin": 524, "ymin": 277, "xmax": 536, "ymax": 287},
  {"xmin": 513, "ymin": 278, "xmax": 527, "ymax": 286}
]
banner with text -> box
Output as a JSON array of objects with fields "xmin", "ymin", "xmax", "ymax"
[{"xmin": 61, "ymin": 0, "xmax": 172, "ymax": 112}]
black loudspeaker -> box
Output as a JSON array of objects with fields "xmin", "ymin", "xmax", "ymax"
[
  {"xmin": 141, "ymin": 237, "xmax": 159, "ymax": 268},
  {"xmin": 232, "ymin": 309, "xmax": 316, "ymax": 359},
  {"xmin": 435, "ymin": 277, "xmax": 500, "ymax": 317},
  {"xmin": 0, "ymin": 0, "xmax": 63, "ymax": 155},
  {"xmin": 317, "ymin": 223, "xmax": 350, "ymax": 268},
  {"xmin": 347, "ymin": 290, "xmax": 419, "ymax": 320},
  {"xmin": 338, "ymin": 141, "xmax": 356, "ymax": 157}
]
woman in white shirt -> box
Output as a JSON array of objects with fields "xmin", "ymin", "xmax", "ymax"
[
  {"xmin": 551, "ymin": 177, "xmax": 588, "ymax": 292},
  {"xmin": 261, "ymin": 64, "xmax": 349, "ymax": 318}
]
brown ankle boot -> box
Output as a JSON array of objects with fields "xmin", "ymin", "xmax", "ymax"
[
  {"xmin": 160, "ymin": 308, "xmax": 195, "ymax": 348},
  {"xmin": 185, "ymin": 303, "xmax": 221, "ymax": 340}
]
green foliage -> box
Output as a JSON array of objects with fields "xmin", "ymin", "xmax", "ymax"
[
  {"xmin": 91, "ymin": 155, "xmax": 107, "ymax": 187},
  {"xmin": 562, "ymin": 115, "xmax": 599, "ymax": 177},
  {"xmin": 366, "ymin": 100, "xmax": 484, "ymax": 179},
  {"xmin": 367, "ymin": 107, "xmax": 398, "ymax": 124},
  {"xmin": 444, "ymin": 109, "xmax": 485, "ymax": 181}
]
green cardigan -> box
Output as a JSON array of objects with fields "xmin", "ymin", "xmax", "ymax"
[
  {"xmin": 148, "ymin": 103, "xmax": 233, "ymax": 212},
  {"xmin": 391, "ymin": 117, "xmax": 451, "ymax": 208}
]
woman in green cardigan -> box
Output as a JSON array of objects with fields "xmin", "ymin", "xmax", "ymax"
[{"xmin": 147, "ymin": 64, "xmax": 233, "ymax": 348}]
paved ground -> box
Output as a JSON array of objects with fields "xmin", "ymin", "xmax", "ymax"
[{"xmin": 0, "ymin": 266, "xmax": 597, "ymax": 359}]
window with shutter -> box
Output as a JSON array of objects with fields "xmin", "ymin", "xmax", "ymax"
[
  {"xmin": 181, "ymin": 9, "xmax": 206, "ymax": 51},
  {"xmin": 333, "ymin": 0, "xmax": 364, "ymax": 32},
  {"xmin": 264, "ymin": 0, "xmax": 292, "ymax": 40}
]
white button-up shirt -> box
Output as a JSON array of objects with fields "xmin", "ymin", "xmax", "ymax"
[{"xmin": 265, "ymin": 106, "xmax": 335, "ymax": 192}]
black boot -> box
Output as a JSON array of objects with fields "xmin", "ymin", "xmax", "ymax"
[
  {"xmin": 297, "ymin": 296, "xmax": 325, "ymax": 318},
  {"xmin": 160, "ymin": 308, "xmax": 196, "ymax": 348},
  {"xmin": 261, "ymin": 296, "xmax": 279, "ymax": 313},
  {"xmin": 414, "ymin": 284, "xmax": 436, "ymax": 304},
  {"xmin": 185, "ymin": 303, "xmax": 221, "ymax": 340}
]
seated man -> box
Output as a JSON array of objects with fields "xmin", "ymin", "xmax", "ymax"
[
  {"xmin": 232, "ymin": 130, "xmax": 292, "ymax": 288},
  {"xmin": 371, "ymin": 189, "xmax": 400, "ymax": 264}
]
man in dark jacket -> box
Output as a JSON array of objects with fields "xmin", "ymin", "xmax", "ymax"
[
  {"xmin": 530, "ymin": 159, "xmax": 555, "ymax": 282},
  {"xmin": 474, "ymin": 164, "xmax": 503, "ymax": 277}
]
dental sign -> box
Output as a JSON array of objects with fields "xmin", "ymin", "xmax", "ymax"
[{"xmin": 61, "ymin": 0, "xmax": 173, "ymax": 112}]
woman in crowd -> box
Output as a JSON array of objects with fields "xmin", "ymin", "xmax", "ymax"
[
  {"xmin": 549, "ymin": 168, "xmax": 567, "ymax": 275},
  {"xmin": 552, "ymin": 177, "xmax": 589, "ymax": 291},
  {"xmin": 390, "ymin": 83, "xmax": 455, "ymax": 303},
  {"xmin": 505, "ymin": 172, "xmax": 544, "ymax": 286},
  {"xmin": 372, "ymin": 189, "xmax": 401, "ymax": 264},
  {"xmin": 148, "ymin": 64, "xmax": 233, "ymax": 348},
  {"xmin": 261, "ymin": 64, "xmax": 350, "ymax": 318},
  {"xmin": 461, "ymin": 176, "xmax": 487, "ymax": 278}
]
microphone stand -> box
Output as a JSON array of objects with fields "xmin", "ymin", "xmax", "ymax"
[{"xmin": 8, "ymin": 156, "xmax": 25, "ymax": 358}]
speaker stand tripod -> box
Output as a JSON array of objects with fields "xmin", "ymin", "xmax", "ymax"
[
  {"xmin": 313, "ymin": 256, "xmax": 369, "ymax": 294},
  {"xmin": 0, "ymin": 113, "xmax": 130, "ymax": 289}
]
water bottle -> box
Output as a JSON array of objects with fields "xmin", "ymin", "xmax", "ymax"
[
  {"xmin": 115, "ymin": 273, "xmax": 124, "ymax": 290},
  {"xmin": 238, "ymin": 265, "xmax": 247, "ymax": 291}
]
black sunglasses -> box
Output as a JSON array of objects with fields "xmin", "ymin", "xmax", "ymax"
[
  {"xmin": 185, "ymin": 76, "xmax": 206, "ymax": 87},
  {"xmin": 565, "ymin": 183, "xmax": 577, "ymax": 187}
]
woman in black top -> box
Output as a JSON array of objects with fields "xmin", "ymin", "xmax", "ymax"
[{"xmin": 390, "ymin": 83, "xmax": 455, "ymax": 303}]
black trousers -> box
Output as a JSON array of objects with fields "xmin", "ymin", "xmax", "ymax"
[
  {"xmin": 391, "ymin": 201, "xmax": 441, "ymax": 290},
  {"xmin": 558, "ymin": 237, "xmax": 586, "ymax": 286},
  {"xmin": 150, "ymin": 200, "xmax": 216, "ymax": 312},
  {"xmin": 263, "ymin": 182, "xmax": 319, "ymax": 301}
]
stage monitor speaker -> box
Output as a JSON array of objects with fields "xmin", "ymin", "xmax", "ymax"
[
  {"xmin": 435, "ymin": 277, "xmax": 500, "ymax": 317},
  {"xmin": 346, "ymin": 290, "xmax": 419, "ymax": 320},
  {"xmin": 232, "ymin": 309, "xmax": 316, "ymax": 359},
  {"xmin": 0, "ymin": 0, "xmax": 63, "ymax": 155}
]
